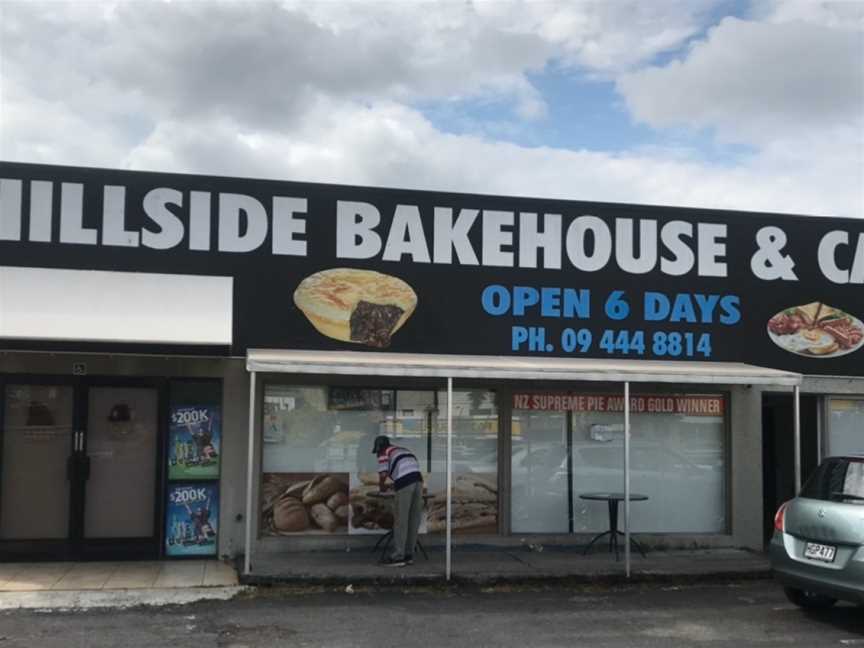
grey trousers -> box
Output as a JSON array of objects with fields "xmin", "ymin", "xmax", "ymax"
[{"xmin": 391, "ymin": 481, "xmax": 424, "ymax": 560}]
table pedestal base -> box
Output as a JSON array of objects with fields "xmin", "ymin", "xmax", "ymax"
[
  {"xmin": 581, "ymin": 497, "xmax": 647, "ymax": 561},
  {"xmin": 582, "ymin": 530, "xmax": 647, "ymax": 561}
]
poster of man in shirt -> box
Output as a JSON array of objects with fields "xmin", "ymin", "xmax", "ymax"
[
  {"xmin": 165, "ymin": 483, "xmax": 219, "ymax": 557},
  {"xmin": 168, "ymin": 405, "xmax": 221, "ymax": 480}
]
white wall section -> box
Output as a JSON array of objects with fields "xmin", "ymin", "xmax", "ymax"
[{"xmin": 0, "ymin": 267, "xmax": 232, "ymax": 345}]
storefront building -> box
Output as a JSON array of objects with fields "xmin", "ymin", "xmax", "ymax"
[{"xmin": 0, "ymin": 162, "xmax": 861, "ymax": 573}]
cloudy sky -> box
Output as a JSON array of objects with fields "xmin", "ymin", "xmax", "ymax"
[{"xmin": 1, "ymin": 0, "xmax": 862, "ymax": 218}]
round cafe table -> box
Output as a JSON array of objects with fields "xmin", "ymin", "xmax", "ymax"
[
  {"xmin": 367, "ymin": 491, "xmax": 434, "ymax": 562},
  {"xmin": 579, "ymin": 492, "xmax": 649, "ymax": 561}
]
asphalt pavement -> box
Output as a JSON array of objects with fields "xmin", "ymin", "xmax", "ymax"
[{"xmin": 0, "ymin": 579, "xmax": 861, "ymax": 647}]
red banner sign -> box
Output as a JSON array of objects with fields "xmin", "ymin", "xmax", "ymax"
[{"xmin": 513, "ymin": 393, "xmax": 724, "ymax": 416}]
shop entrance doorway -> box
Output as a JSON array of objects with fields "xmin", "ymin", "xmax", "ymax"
[
  {"xmin": 761, "ymin": 393, "xmax": 820, "ymax": 546},
  {"xmin": 0, "ymin": 377, "xmax": 163, "ymax": 561}
]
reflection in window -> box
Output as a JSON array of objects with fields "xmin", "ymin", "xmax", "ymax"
[
  {"xmin": 802, "ymin": 457, "xmax": 864, "ymax": 504},
  {"xmin": 511, "ymin": 412, "xmax": 568, "ymax": 534},
  {"xmin": 512, "ymin": 393, "xmax": 727, "ymax": 534},
  {"xmin": 828, "ymin": 399, "xmax": 864, "ymax": 457}
]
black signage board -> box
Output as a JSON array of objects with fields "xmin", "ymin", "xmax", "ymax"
[{"xmin": 1, "ymin": 161, "xmax": 862, "ymax": 376}]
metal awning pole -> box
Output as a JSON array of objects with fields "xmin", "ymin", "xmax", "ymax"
[
  {"xmin": 446, "ymin": 376, "xmax": 453, "ymax": 581},
  {"xmin": 794, "ymin": 385, "xmax": 801, "ymax": 493},
  {"xmin": 624, "ymin": 381, "xmax": 631, "ymax": 578},
  {"xmin": 243, "ymin": 371, "xmax": 257, "ymax": 576}
]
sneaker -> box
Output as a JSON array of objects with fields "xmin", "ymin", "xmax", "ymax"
[
  {"xmin": 405, "ymin": 555, "xmax": 414, "ymax": 565},
  {"xmin": 380, "ymin": 557, "xmax": 406, "ymax": 567}
]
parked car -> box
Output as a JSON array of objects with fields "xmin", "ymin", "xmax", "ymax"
[{"xmin": 769, "ymin": 454, "xmax": 864, "ymax": 608}]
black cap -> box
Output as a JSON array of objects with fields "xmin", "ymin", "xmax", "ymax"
[{"xmin": 372, "ymin": 435, "xmax": 390, "ymax": 455}]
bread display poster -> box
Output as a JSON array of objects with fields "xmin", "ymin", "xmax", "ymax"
[
  {"xmin": 168, "ymin": 405, "xmax": 221, "ymax": 480},
  {"xmin": 262, "ymin": 473, "xmax": 350, "ymax": 535},
  {"xmin": 262, "ymin": 471, "xmax": 497, "ymax": 536},
  {"xmin": 165, "ymin": 482, "xmax": 219, "ymax": 557}
]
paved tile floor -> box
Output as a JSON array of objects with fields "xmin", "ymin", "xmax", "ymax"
[{"xmin": 0, "ymin": 560, "xmax": 237, "ymax": 591}]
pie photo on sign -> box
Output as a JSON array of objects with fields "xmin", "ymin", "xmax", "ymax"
[
  {"xmin": 767, "ymin": 302, "xmax": 864, "ymax": 358},
  {"xmin": 294, "ymin": 268, "xmax": 417, "ymax": 348}
]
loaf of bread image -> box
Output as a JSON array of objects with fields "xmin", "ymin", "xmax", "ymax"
[
  {"xmin": 326, "ymin": 492, "xmax": 349, "ymax": 510},
  {"xmin": 310, "ymin": 503, "xmax": 339, "ymax": 532},
  {"xmin": 273, "ymin": 497, "xmax": 309, "ymax": 532},
  {"xmin": 302, "ymin": 474, "xmax": 347, "ymax": 505},
  {"xmin": 349, "ymin": 483, "xmax": 395, "ymax": 531},
  {"xmin": 262, "ymin": 473, "xmax": 349, "ymax": 535},
  {"xmin": 294, "ymin": 268, "xmax": 417, "ymax": 348},
  {"xmin": 426, "ymin": 474, "xmax": 498, "ymax": 533}
]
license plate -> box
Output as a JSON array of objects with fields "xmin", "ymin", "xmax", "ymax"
[{"xmin": 804, "ymin": 542, "xmax": 836, "ymax": 563}]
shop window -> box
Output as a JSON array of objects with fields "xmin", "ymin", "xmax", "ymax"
[
  {"xmin": 261, "ymin": 385, "xmax": 497, "ymax": 537},
  {"xmin": 512, "ymin": 393, "xmax": 727, "ymax": 534},
  {"xmin": 828, "ymin": 399, "xmax": 864, "ymax": 457},
  {"xmin": 511, "ymin": 411, "xmax": 569, "ymax": 533}
]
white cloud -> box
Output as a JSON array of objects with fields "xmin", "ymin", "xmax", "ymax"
[
  {"xmin": 0, "ymin": 0, "xmax": 861, "ymax": 219},
  {"xmin": 616, "ymin": 17, "xmax": 864, "ymax": 142},
  {"xmin": 123, "ymin": 100, "xmax": 860, "ymax": 218},
  {"xmin": 1, "ymin": 0, "xmax": 713, "ymax": 131},
  {"xmin": 757, "ymin": 0, "xmax": 864, "ymax": 30},
  {"xmin": 612, "ymin": 10, "xmax": 863, "ymax": 218}
]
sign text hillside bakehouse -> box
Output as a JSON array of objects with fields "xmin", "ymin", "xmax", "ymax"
[{"xmin": 1, "ymin": 162, "xmax": 862, "ymax": 374}]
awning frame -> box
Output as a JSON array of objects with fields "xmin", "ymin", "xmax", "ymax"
[
  {"xmin": 246, "ymin": 349, "xmax": 802, "ymax": 386},
  {"xmin": 243, "ymin": 349, "xmax": 802, "ymax": 580}
]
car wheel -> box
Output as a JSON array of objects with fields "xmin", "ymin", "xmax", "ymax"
[{"xmin": 783, "ymin": 587, "xmax": 837, "ymax": 609}]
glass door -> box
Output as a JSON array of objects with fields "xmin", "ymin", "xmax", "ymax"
[
  {"xmin": 511, "ymin": 410, "xmax": 570, "ymax": 533},
  {"xmin": 85, "ymin": 387, "xmax": 158, "ymax": 538},
  {"xmin": 79, "ymin": 384, "xmax": 161, "ymax": 559},
  {"xmin": 0, "ymin": 378, "xmax": 163, "ymax": 561},
  {"xmin": 0, "ymin": 383, "xmax": 76, "ymax": 558}
]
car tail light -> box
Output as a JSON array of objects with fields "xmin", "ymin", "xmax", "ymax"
[{"xmin": 774, "ymin": 501, "xmax": 789, "ymax": 532}]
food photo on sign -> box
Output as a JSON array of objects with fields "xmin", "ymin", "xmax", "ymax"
[
  {"xmin": 294, "ymin": 268, "xmax": 417, "ymax": 349},
  {"xmin": 767, "ymin": 302, "xmax": 864, "ymax": 358}
]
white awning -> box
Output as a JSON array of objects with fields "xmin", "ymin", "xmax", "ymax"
[{"xmin": 246, "ymin": 348, "xmax": 802, "ymax": 386}]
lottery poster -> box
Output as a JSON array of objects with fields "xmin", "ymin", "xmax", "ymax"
[
  {"xmin": 168, "ymin": 405, "xmax": 221, "ymax": 480},
  {"xmin": 165, "ymin": 482, "xmax": 219, "ymax": 557}
]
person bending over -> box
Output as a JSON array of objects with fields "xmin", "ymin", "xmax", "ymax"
[{"xmin": 373, "ymin": 435, "xmax": 423, "ymax": 567}]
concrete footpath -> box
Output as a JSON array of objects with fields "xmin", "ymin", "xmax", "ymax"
[
  {"xmin": 0, "ymin": 549, "xmax": 772, "ymax": 610},
  {"xmin": 0, "ymin": 560, "xmax": 246, "ymax": 610},
  {"xmin": 243, "ymin": 547, "xmax": 772, "ymax": 587}
]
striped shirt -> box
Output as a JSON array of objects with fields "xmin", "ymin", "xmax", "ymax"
[{"xmin": 378, "ymin": 445, "xmax": 422, "ymax": 490}]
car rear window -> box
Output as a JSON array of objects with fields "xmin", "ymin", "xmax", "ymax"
[{"xmin": 800, "ymin": 458, "xmax": 864, "ymax": 503}]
